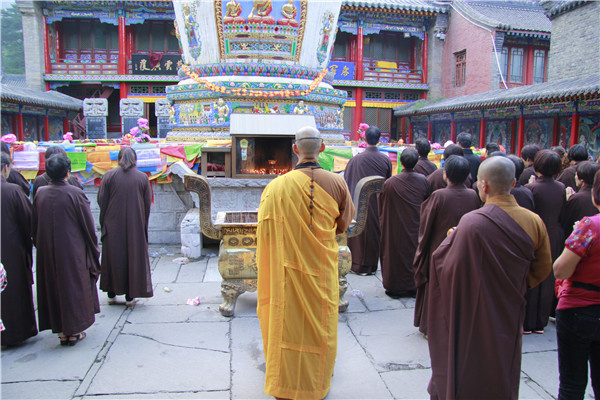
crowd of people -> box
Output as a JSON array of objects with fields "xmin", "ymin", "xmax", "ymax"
[
  {"xmin": 1, "ymin": 144, "xmax": 153, "ymax": 347},
  {"xmin": 258, "ymin": 127, "xmax": 598, "ymax": 399},
  {"xmin": 2, "ymin": 127, "xmax": 599, "ymax": 399}
]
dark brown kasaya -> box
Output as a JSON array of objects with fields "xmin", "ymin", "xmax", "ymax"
[
  {"xmin": 414, "ymin": 156, "xmax": 437, "ymax": 177},
  {"xmin": 343, "ymin": 147, "xmax": 392, "ymax": 274},
  {"xmin": 98, "ymin": 165, "xmax": 153, "ymax": 299},
  {"xmin": 33, "ymin": 181, "xmax": 100, "ymax": 336},
  {"xmin": 1, "ymin": 177, "xmax": 38, "ymax": 345},
  {"xmin": 427, "ymin": 168, "xmax": 472, "ymax": 192},
  {"xmin": 32, "ymin": 172, "xmax": 82, "ymax": 198},
  {"xmin": 427, "ymin": 203, "xmax": 550, "ymax": 400},
  {"xmin": 524, "ymin": 176, "xmax": 566, "ymax": 331},
  {"xmin": 560, "ymin": 185, "xmax": 599, "ymax": 238},
  {"xmin": 413, "ymin": 183, "xmax": 480, "ymax": 335},
  {"xmin": 378, "ymin": 170, "xmax": 430, "ymax": 295}
]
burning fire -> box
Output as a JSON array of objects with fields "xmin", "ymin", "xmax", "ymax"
[{"xmin": 240, "ymin": 168, "xmax": 291, "ymax": 175}]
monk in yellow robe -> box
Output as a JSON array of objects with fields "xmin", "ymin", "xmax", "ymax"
[{"xmin": 257, "ymin": 126, "xmax": 355, "ymax": 399}]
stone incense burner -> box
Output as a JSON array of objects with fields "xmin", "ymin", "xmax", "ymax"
[{"xmin": 184, "ymin": 173, "xmax": 383, "ymax": 317}]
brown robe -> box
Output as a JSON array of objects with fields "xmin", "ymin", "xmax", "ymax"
[
  {"xmin": 414, "ymin": 156, "xmax": 437, "ymax": 177},
  {"xmin": 560, "ymin": 185, "xmax": 598, "ymax": 238},
  {"xmin": 1, "ymin": 177, "xmax": 37, "ymax": 345},
  {"xmin": 7, "ymin": 169, "xmax": 30, "ymax": 197},
  {"xmin": 413, "ymin": 183, "xmax": 481, "ymax": 335},
  {"xmin": 33, "ymin": 181, "xmax": 100, "ymax": 336},
  {"xmin": 524, "ymin": 176, "xmax": 566, "ymax": 331},
  {"xmin": 556, "ymin": 163, "xmax": 580, "ymax": 192},
  {"xmin": 378, "ymin": 171, "xmax": 430, "ymax": 294},
  {"xmin": 98, "ymin": 167, "xmax": 153, "ymax": 298},
  {"xmin": 518, "ymin": 165, "xmax": 536, "ymax": 186},
  {"xmin": 427, "ymin": 196, "xmax": 551, "ymax": 400},
  {"xmin": 344, "ymin": 147, "xmax": 392, "ymax": 274},
  {"xmin": 32, "ymin": 172, "xmax": 82, "ymax": 198},
  {"xmin": 510, "ymin": 183, "xmax": 535, "ymax": 211},
  {"xmin": 427, "ymin": 168, "xmax": 472, "ymax": 192}
]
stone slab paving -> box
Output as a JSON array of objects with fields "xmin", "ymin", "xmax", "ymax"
[{"xmin": 1, "ymin": 246, "xmax": 572, "ymax": 399}]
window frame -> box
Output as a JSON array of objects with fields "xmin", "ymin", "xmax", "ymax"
[
  {"xmin": 454, "ymin": 50, "xmax": 466, "ymax": 87},
  {"xmin": 134, "ymin": 20, "xmax": 180, "ymax": 54}
]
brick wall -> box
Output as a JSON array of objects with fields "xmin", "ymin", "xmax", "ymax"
[
  {"xmin": 17, "ymin": 1, "xmax": 45, "ymax": 91},
  {"xmin": 548, "ymin": 2, "xmax": 600, "ymax": 82},
  {"xmin": 442, "ymin": 9, "xmax": 494, "ymax": 98},
  {"xmin": 427, "ymin": 26, "xmax": 445, "ymax": 99}
]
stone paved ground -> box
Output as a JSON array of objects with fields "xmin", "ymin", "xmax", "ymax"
[{"xmin": 1, "ymin": 246, "xmax": 594, "ymax": 399}]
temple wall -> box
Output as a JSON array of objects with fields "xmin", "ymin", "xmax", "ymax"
[
  {"xmin": 83, "ymin": 175, "xmax": 272, "ymax": 245},
  {"xmin": 548, "ymin": 2, "xmax": 600, "ymax": 82}
]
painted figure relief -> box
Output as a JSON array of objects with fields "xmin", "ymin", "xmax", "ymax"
[
  {"xmin": 183, "ymin": 3, "xmax": 201, "ymax": 59},
  {"xmin": 247, "ymin": 0, "xmax": 275, "ymax": 24},
  {"xmin": 278, "ymin": 0, "xmax": 298, "ymax": 27},
  {"xmin": 293, "ymin": 100, "xmax": 309, "ymax": 114},
  {"xmin": 317, "ymin": 11, "xmax": 334, "ymax": 64},
  {"xmin": 224, "ymin": 0, "xmax": 246, "ymax": 24},
  {"xmin": 214, "ymin": 98, "xmax": 231, "ymax": 124}
]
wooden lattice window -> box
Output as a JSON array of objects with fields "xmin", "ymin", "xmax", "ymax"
[{"xmin": 455, "ymin": 50, "xmax": 466, "ymax": 87}]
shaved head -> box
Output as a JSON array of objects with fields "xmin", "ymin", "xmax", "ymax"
[
  {"xmin": 294, "ymin": 126, "xmax": 323, "ymax": 158},
  {"xmin": 478, "ymin": 156, "xmax": 516, "ymax": 196}
]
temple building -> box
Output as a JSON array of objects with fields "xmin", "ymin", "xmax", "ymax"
[
  {"xmin": 16, "ymin": 0, "xmax": 592, "ymax": 145},
  {"xmin": 15, "ymin": 0, "xmax": 448, "ymax": 141},
  {"xmin": 394, "ymin": 0, "xmax": 600, "ymax": 158}
]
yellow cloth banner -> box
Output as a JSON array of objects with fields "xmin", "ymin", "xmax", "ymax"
[
  {"xmin": 20, "ymin": 170, "xmax": 38, "ymax": 180},
  {"xmin": 256, "ymin": 171, "xmax": 339, "ymax": 400}
]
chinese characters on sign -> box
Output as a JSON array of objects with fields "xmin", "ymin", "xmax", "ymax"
[
  {"xmin": 131, "ymin": 54, "xmax": 183, "ymax": 76},
  {"xmin": 328, "ymin": 61, "xmax": 355, "ymax": 81}
]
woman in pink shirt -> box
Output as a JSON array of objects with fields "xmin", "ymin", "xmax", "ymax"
[{"xmin": 554, "ymin": 169, "xmax": 600, "ymax": 400}]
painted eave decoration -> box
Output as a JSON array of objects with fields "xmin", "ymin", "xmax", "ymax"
[{"xmin": 393, "ymin": 74, "xmax": 600, "ymax": 116}]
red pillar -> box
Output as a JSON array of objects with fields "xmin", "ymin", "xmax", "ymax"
[
  {"xmin": 16, "ymin": 114, "xmax": 24, "ymax": 141},
  {"xmin": 479, "ymin": 117, "xmax": 486, "ymax": 149},
  {"xmin": 408, "ymin": 119, "xmax": 414, "ymax": 144},
  {"xmin": 43, "ymin": 116, "xmax": 50, "ymax": 141},
  {"xmin": 450, "ymin": 119, "xmax": 456, "ymax": 143},
  {"xmin": 42, "ymin": 17, "xmax": 52, "ymax": 74},
  {"xmin": 63, "ymin": 117, "xmax": 70, "ymax": 134},
  {"xmin": 517, "ymin": 115, "xmax": 525, "ymax": 156},
  {"xmin": 427, "ymin": 120, "xmax": 432, "ymax": 142},
  {"xmin": 120, "ymin": 83, "xmax": 128, "ymax": 99},
  {"xmin": 511, "ymin": 119, "xmax": 517, "ymax": 155},
  {"xmin": 553, "ymin": 116, "xmax": 560, "ymax": 147},
  {"xmin": 352, "ymin": 24, "xmax": 364, "ymax": 142},
  {"xmin": 525, "ymin": 46, "xmax": 534, "ymax": 85},
  {"xmin": 422, "ymin": 32, "xmax": 428, "ymax": 84},
  {"xmin": 118, "ymin": 16, "xmax": 127, "ymax": 75},
  {"xmin": 570, "ymin": 112, "xmax": 580, "ymax": 147}
]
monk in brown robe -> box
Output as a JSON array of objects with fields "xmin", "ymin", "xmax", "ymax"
[
  {"xmin": 561, "ymin": 161, "xmax": 599, "ymax": 237},
  {"xmin": 524, "ymin": 150, "xmax": 566, "ymax": 333},
  {"xmin": 1, "ymin": 141, "xmax": 30, "ymax": 197},
  {"xmin": 378, "ymin": 148, "xmax": 430, "ymax": 298},
  {"xmin": 518, "ymin": 144, "xmax": 541, "ymax": 185},
  {"xmin": 508, "ymin": 155, "xmax": 535, "ymax": 211},
  {"xmin": 1, "ymin": 152, "xmax": 37, "ymax": 346},
  {"xmin": 344, "ymin": 126, "xmax": 391, "ymax": 275},
  {"xmin": 557, "ymin": 144, "xmax": 589, "ymax": 192},
  {"xmin": 427, "ymin": 156, "xmax": 552, "ymax": 400},
  {"xmin": 413, "ymin": 155, "xmax": 480, "ymax": 335},
  {"xmin": 414, "ymin": 138, "xmax": 437, "ymax": 177},
  {"xmin": 32, "ymin": 146, "xmax": 82, "ymax": 197},
  {"xmin": 427, "ymin": 144, "xmax": 472, "ymax": 191},
  {"xmin": 33, "ymin": 154, "xmax": 100, "ymax": 346},
  {"xmin": 98, "ymin": 147, "xmax": 153, "ymax": 306}
]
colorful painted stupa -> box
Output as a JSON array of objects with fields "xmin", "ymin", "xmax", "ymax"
[{"xmin": 167, "ymin": 0, "xmax": 347, "ymax": 144}]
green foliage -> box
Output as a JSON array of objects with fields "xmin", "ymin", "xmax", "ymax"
[{"xmin": 1, "ymin": 3, "xmax": 25, "ymax": 74}]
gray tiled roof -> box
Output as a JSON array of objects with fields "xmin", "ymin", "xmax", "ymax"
[
  {"xmin": 543, "ymin": 0, "xmax": 588, "ymax": 19},
  {"xmin": 342, "ymin": 0, "xmax": 447, "ymax": 13},
  {"xmin": 393, "ymin": 74, "xmax": 600, "ymax": 116},
  {"xmin": 453, "ymin": 0, "xmax": 551, "ymax": 33},
  {"xmin": 1, "ymin": 84, "xmax": 83, "ymax": 111}
]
